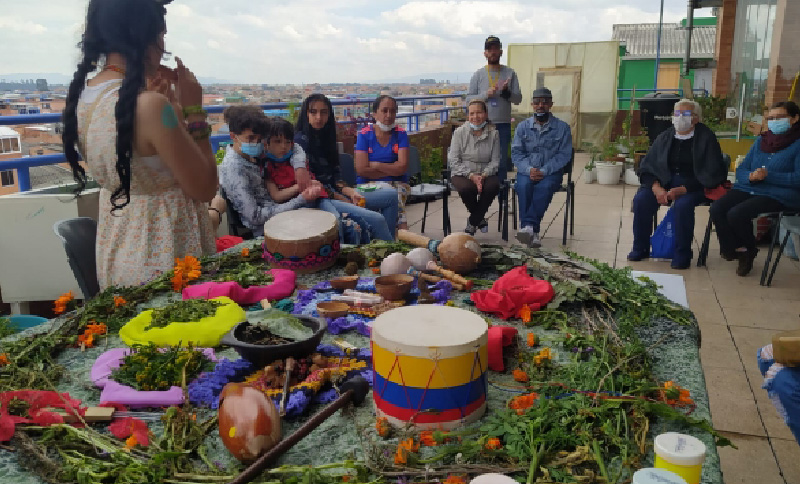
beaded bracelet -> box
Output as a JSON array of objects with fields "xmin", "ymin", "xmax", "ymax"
[
  {"xmin": 188, "ymin": 121, "xmax": 212, "ymax": 140},
  {"xmin": 183, "ymin": 105, "xmax": 208, "ymax": 118}
]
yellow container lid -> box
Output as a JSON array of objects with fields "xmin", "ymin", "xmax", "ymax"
[
  {"xmin": 633, "ymin": 468, "xmax": 688, "ymax": 484},
  {"xmin": 654, "ymin": 433, "xmax": 706, "ymax": 466}
]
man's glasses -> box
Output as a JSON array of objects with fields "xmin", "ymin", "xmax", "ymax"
[
  {"xmin": 532, "ymin": 99, "xmax": 551, "ymax": 106},
  {"xmin": 673, "ymin": 110, "xmax": 694, "ymax": 117}
]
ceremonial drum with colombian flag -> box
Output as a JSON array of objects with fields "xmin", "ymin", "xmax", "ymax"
[{"xmin": 371, "ymin": 305, "xmax": 489, "ymax": 429}]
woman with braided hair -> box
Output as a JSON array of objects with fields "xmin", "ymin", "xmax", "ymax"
[{"xmin": 62, "ymin": 0, "xmax": 218, "ymax": 289}]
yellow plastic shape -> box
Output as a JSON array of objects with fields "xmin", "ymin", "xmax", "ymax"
[{"xmin": 119, "ymin": 296, "xmax": 246, "ymax": 347}]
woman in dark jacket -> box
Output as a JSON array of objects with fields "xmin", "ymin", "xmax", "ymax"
[
  {"xmin": 628, "ymin": 99, "xmax": 727, "ymax": 269},
  {"xmin": 710, "ymin": 101, "xmax": 800, "ymax": 276}
]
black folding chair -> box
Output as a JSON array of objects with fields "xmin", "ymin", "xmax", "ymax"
[
  {"xmin": 761, "ymin": 211, "xmax": 800, "ymax": 285},
  {"xmin": 219, "ymin": 186, "xmax": 254, "ymax": 240},
  {"xmin": 53, "ymin": 217, "xmax": 100, "ymax": 300}
]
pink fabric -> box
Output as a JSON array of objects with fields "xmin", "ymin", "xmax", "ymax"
[
  {"xmin": 91, "ymin": 347, "xmax": 216, "ymax": 408},
  {"xmin": 182, "ymin": 269, "xmax": 296, "ymax": 305},
  {"xmin": 487, "ymin": 326, "xmax": 518, "ymax": 372},
  {"xmin": 471, "ymin": 265, "xmax": 555, "ymax": 319}
]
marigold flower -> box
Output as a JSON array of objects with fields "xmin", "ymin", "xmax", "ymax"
[
  {"xmin": 419, "ymin": 430, "xmax": 437, "ymax": 446},
  {"xmin": 375, "ymin": 417, "xmax": 391, "ymax": 437},
  {"xmin": 485, "ymin": 437, "xmax": 502, "ymax": 450},
  {"xmin": 53, "ymin": 291, "xmax": 75, "ymax": 314},
  {"xmin": 526, "ymin": 333, "xmax": 536, "ymax": 347},
  {"xmin": 512, "ymin": 368, "xmax": 529, "ymax": 382},
  {"xmin": 0, "ymin": 354, "xmax": 9, "ymax": 366},
  {"xmin": 662, "ymin": 381, "xmax": 693, "ymax": 406},
  {"xmin": 371, "ymin": 267, "xmax": 381, "ymax": 274},
  {"xmin": 171, "ymin": 272, "xmax": 187, "ymax": 292},
  {"xmin": 174, "ymin": 256, "xmax": 202, "ymax": 281},
  {"xmin": 443, "ymin": 475, "xmax": 466, "ymax": 484},
  {"xmin": 518, "ymin": 304, "xmax": 532, "ymax": 323},
  {"xmin": 85, "ymin": 322, "xmax": 107, "ymax": 335},
  {"xmin": 508, "ymin": 393, "xmax": 538, "ymax": 415},
  {"xmin": 77, "ymin": 332, "xmax": 95, "ymax": 348},
  {"xmin": 241, "ymin": 248, "xmax": 250, "ymax": 257},
  {"xmin": 124, "ymin": 434, "xmax": 138, "ymax": 450},
  {"xmin": 368, "ymin": 259, "xmax": 379, "ymax": 267},
  {"xmin": 398, "ymin": 437, "xmax": 418, "ymax": 452},
  {"xmin": 114, "ymin": 296, "xmax": 127, "ymax": 307},
  {"xmin": 393, "ymin": 446, "xmax": 407, "ymax": 465}
]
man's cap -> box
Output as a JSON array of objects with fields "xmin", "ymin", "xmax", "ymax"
[
  {"xmin": 532, "ymin": 87, "xmax": 553, "ymax": 99},
  {"xmin": 485, "ymin": 35, "xmax": 501, "ymax": 49}
]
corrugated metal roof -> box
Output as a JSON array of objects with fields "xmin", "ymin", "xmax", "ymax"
[
  {"xmin": 29, "ymin": 164, "xmax": 76, "ymax": 189},
  {"xmin": 613, "ymin": 23, "xmax": 716, "ymax": 59}
]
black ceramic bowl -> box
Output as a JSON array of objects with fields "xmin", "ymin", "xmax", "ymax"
[{"xmin": 219, "ymin": 315, "xmax": 327, "ymax": 368}]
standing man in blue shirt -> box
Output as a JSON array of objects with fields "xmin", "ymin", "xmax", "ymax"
[
  {"xmin": 512, "ymin": 87, "xmax": 573, "ymax": 247},
  {"xmin": 467, "ymin": 35, "xmax": 522, "ymax": 183}
]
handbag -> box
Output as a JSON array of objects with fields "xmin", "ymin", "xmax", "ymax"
[{"xmin": 650, "ymin": 206, "xmax": 677, "ymax": 259}]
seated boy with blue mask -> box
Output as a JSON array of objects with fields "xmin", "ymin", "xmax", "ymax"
[{"xmin": 218, "ymin": 106, "xmax": 323, "ymax": 237}]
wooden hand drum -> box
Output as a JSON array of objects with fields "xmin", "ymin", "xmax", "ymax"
[
  {"xmin": 263, "ymin": 209, "xmax": 340, "ymax": 274},
  {"xmin": 371, "ymin": 305, "xmax": 489, "ymax": 430}
]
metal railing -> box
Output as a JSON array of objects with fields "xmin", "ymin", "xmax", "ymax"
[
  {"xmin": 0, "ymin": 94, "xmax": 465, "ymax": 192},
  {"xmin": 617, "ymin": 88, "xmax": 710, "ymax": 104}
]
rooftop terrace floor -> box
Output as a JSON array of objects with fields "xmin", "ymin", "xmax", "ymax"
[{"xmin": 404, "ymin": 151, "xmax": 800, "ymax": 484}]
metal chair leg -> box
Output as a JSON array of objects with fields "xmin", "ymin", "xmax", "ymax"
[
  {"xmin": 442, "ymin": 194, "xmax": 451, "ymax": 236},
  {"xmin": 421, "ymin": 201, "xmax": 429, "ymax": 233},
  {"xmin": 569, "ymin": 183, "xmax": 575, "ymax": 236},
  {"xmin": 562, "ymin": 187, "xmax": 570, "ymax": 245},
  {"xmin": 760, "ymin": 213, "xmax": 783, "ymax": 285},
  {"xmin": 767, "ymin": 232, "xmax": 791, "ymax": 286},
  {"xmin": 697, "ymin": 217, "xmax": 713, "ymax": 267},
  {"xmin": 497, "ymin": 187, "xmax": 504, "ymax": 232},
  {"xmin": 511, "ymin": 186, "xmax": 518, "ymax": 231}
]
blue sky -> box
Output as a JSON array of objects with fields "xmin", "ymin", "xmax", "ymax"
[{"xmin": 0, "ymin": 0, "xmax": 713, "ymax": 84}]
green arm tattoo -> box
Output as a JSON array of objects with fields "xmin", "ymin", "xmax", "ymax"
[{"xmin": 161, "ymin": 103, "xmax": 179, "ymax": 129}]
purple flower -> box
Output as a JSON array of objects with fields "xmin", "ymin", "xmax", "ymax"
[{"xmin": 571, "ymin": 347, "xmax": 579, "ymax": 353}]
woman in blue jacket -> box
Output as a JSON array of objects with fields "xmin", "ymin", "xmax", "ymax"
[{"xmin": 710, "ymin": 101, "xmax": 800, "ymax": 276}]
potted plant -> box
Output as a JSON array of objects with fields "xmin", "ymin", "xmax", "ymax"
[
  {"xmin": 584, "ymin": 159, "xmax": 595, "ymax": 183},
  {"xmin": 582, "ymin": 142, "xmax": 600, "ymax": 183},
  {"xmin": 595, "ymin": 139, "xmax": 623, "ymax": 185}
]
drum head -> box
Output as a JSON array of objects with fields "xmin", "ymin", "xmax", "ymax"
[
  {"xmin": 263, "ymin": 209, "xmax": 336, "ymax": 241},
  {"xmin": 371, "ymin": 305, "xmax": 488, "ymax": 358}
]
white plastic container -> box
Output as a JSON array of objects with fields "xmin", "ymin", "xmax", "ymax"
[
  {"xmin": 653, "ymin": 433, "xmax": 706, "ymax": 484},
  {"xmin": 632, "ymin": 468, "xmax": 688, "ymax": 484},
  {"xmin": 596, "ymin": 162, "xmax": 622, "ymax": 185}
]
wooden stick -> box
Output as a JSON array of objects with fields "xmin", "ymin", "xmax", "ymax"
[
  {"xmin": 413, "ymin": 271, "xmax": 466, "ymax": 291},
  {"xmin": 426, "ymin": 261, "xmax": 473, "ymax": 290}
]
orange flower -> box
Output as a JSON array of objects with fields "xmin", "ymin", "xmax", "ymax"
[
  {"xmin": 85, "ymin": 322, "xmax": 107, "ymax": 335},
  {"xmin": 534, "ymin": 347, "xmax": 552, "ymax": 366},
  {"xmin": 53, "ymin": 291, "xmax": 75, "ymax": 314},
  {"xmin": 508, "ymin": 393, "xmax": 538, "ymax": 415},
  {"xmin": 398, "ymin": 437, "xmax": 418, "ymax": 453},
  {"xmin": 0, "ymin": 354, "xmax": 9, "ymax": 366},
  {"xmin": 375, "ymin": 417, "xmax": 391, "ymax": 437},
  {"xmin": 526, "ymin": 333, "xmax": 536, "ymax": 347},
  {"xmin": 485, "ymin": 437, "xmax": 503, "ymax": 450},
  {"xmin": 124, "ymin": 434, "xmax": 138, "ymax": 450},
  {"xmin": 241, "ymin": 247, "xmax": 250, "ymax": 257},
  {"xmin": 368, "ymin": 259, "xmax": 379, "ymax": 267},
  {"xmin": 77, "ymin": 332, "xmax": 95, "ymax": 348},
  {"xmin": 443, "ymin": 475, "xmax": 466, "ymax": 484},
  {"xmin": 114, "ymin": 296, "xmax": 127, "ymax": 307},
  {"xmin": 393, "ymin": 446, "xmax": 407, "ymax": 465},
  {"xmin": 174, "ymin": 256, "xmax": 202, "ymax": 281},
  {"xmin": 419, "ymin": 430, "xmax": 437, "ymax": 446},
  {"xmin": 371, "ymin": 267, "xmax": 381, "ymax": 274},
  {"xmin": 518, "ymin": 304, "xmax": 532, "ymax": 323},
  {"xmin": 663, "ymin": 381, "xmax": 693, "ymax": 406},
  {"xmin": 512, "ymin": 368, "xmax": 529, "ymax": 382},
  {"xmin": 341, "ymin": 476, "xmax": 351, "ymax": 483},
  {"xmin": 171, "ymin": 272, "xmax": 187, "ymax": 292}
]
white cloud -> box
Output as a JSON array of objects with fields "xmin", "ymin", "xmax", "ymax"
[{"xmin": 0, "ymin": 17, "xmax": 47, "ymax": 34}]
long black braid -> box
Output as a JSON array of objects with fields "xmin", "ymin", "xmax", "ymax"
[{"xmin": 62, "ymin": 0, "xmax": 171, "ymax": 213}]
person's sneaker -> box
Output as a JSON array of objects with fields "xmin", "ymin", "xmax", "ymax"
[
  {"xmin": 736, "ymin": 248, "xmax": 758, "ymax": 277},
  {"xmin": 515, "ymin": 226, "xmax": 533, "ymax": 245},
  {"xmin": 627, "ymin": 249, "xmax": 649, "ymax": 262},
  {"xmin": 529, "ymin": 232, "xmax": 542, "ymax": 248},
  {"xmin": 464, "ymin": 223, "xmax": 477, "ymax": 236},
  {"xmin": 720, "ymin": 250, "xmax": 738, "ymax": 261},
  {"xmin": 479, "ymin": 218, "xmax": 489, "ymax": 233}
]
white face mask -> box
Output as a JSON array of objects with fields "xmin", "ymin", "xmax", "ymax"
[
  {"xmin": 374, "ymin": 121, "xmax": 396, "ymax": 132},
  {"xmin": 469, "ymin": 121, "xmax": 488, "ymax": 131},
  {"xmin": 672, "ymin": 115, "xmax": 693, "ymax": 133}
]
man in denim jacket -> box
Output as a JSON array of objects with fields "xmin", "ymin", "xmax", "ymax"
[{"xmin": 512, "ymin": 87, "xmax": 573, "ymax": 247}]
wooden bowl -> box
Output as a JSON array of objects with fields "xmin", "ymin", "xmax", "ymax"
[
  {"xmin": 330, "ymin": 276, "xmax": 359, "ymax": 291},
  {"xmin": 316, "ymin": 301, "xmax": 350, "ymax": 319},
  {"xmin": 374, "ymin": 274, "xmax": 414, "ymax": 301}
]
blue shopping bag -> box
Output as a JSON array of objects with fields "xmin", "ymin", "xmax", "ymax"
[{"xmin": 650, "ymin": 206, "xmax": 676, "ymax": 259}]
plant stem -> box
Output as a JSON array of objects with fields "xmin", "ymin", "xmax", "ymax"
[{"xmin": 591, "ymin": 439, "xmax": 609, "ymax": 483}]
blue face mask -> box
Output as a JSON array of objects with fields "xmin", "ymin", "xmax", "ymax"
[
  {"xmin": 239, "ymin": 141, "xmax": 263, "ymax": 157},
  {"xmin": 265, "ymin": 150, "xmax": 294, "ymax": 163},
  {"xmin": 768, "ymin": 118, "xmax": 791, "ymax": 135},
  {"xmin": 469, "ymin": 121, "xmax": 488, "ymax": 131}
]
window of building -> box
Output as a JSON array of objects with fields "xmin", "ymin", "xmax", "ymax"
[
  {"xmin": 0, "ymin": 170, "xmax": 14, "ymax": 187},
  {"xmin": 0, "ymin": 138, "xmax": 20, "ymax": 154}
]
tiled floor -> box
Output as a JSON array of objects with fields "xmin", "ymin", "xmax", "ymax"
[{"xmin": 404, "ymin": 151, "xmax": 800, "ymax": 484}]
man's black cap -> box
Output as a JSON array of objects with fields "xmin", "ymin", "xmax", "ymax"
[{"xmin": 485, "ymin": 35, "xmax": 501, "ymax": 49}]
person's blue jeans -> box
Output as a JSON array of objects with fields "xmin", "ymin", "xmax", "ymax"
[
  {"xmin": 495, "ymin": 122, "xmax": 511, "ymax": 183},
  {"xmin": 758, "ymin": 346, "xmax": 800, "ymax": 445},
  {"xmin": 631, "ymin": 175, "xmax": 707, "ymax": 266},
  {"xmin": 360, "ymin": 188, "xmax": 399, "ymax": 237},
  {"xmin": 515, "ymin": 171, "xmax": 562, "ymax": 234},
  {"xmin": 318, "ymin": 198, "xmax": 394, "ymax": 242}
]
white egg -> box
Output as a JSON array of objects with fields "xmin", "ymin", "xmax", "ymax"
[{"xmin": 405, "ymin": 247, "xmax": 436, "ymax": 271}]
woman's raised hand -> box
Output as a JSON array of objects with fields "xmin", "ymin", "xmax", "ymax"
[{"xmin": 174, "ymin": 56, "xmax": 202, "ymax": 109}]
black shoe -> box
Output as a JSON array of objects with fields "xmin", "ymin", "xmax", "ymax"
[
  {"xmin": 720, "ymin": 250, "xmax": 738, "ymax": 261},
  {"xmin": 671, "ymin": 261, "xmax": 690, "ymax": 270},
  {"xmin": 627, "ymin": 250, "xmax": 649, "ymax": 262},
  {"xmin": 736, "ymin": 248, "xmax": 758, "ymax": 277}
]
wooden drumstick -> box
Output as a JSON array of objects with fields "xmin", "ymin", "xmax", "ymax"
[
  {"xmin": 397, "ymin": 229, "xmax": 441, "ymax": 254},
  {"xmin": 426, "ymin": 261, "xmax": 473, "ymax": 291},
  {"xmin": 410, "ymin": 270, "xmax": 467, "ymax": 291}
]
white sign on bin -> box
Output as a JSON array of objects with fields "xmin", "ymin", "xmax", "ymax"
[{"xmin": 726, "ymin": 107, "xmax": 738, "ymax": 119}]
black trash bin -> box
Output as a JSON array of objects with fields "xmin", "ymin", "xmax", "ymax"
[{"xmin": 637, "ymin": 93, "xmax": 680, "ymax": 145}]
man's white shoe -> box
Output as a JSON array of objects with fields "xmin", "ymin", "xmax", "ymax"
[
  {"xmin": 529, "ymin": 232, "xmax": 541, "ymax": 248},
  {"xmin": 515, "ymin": 225, "xmax": 533, "ymax": 245}
]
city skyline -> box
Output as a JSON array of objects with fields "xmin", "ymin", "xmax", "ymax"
[{"xmin": 0, "ymin": 0, "xmax": 712, "ymax": 85}]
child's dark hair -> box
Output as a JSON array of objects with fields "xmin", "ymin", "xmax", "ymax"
[
  {"xmin": 62, "ymin": 0, "xmax": 171, "ymax": 212},
  {"xmin": 772, "ymin": 101, "xmax": 800, "ymax": 119},
  {"xmin": 265, "ymin": 117, "xmax": 295, "ymax": 143},
  {"xmin": 372, "ymin": 95, "xmax": 397, "ymax": 113},
  {"xmin": 226, "ymin": 105, "xmax": 267, "ymax": 135},
  {"xmin": 296, "ymin": 94, "xmax": 338, "ymax": 171}
]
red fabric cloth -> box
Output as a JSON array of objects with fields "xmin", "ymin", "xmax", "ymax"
[
  {"xmin": 471, "ymin": 265, "xmax": 555, "ymax": 320},
  {"xmin": 216, "ymin": 236, "xmax": 244, "ymax": 253},
  {"xmin": 265, "ymin": 161, "xmax": 328, "ymax": 197},
  {"xmin": 487, "ymin": 326, "xmax": 518, "ymax": 372},
  {"xmin": 704, "ymin": 180, "xmax": 732, "ymax": 201}
]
